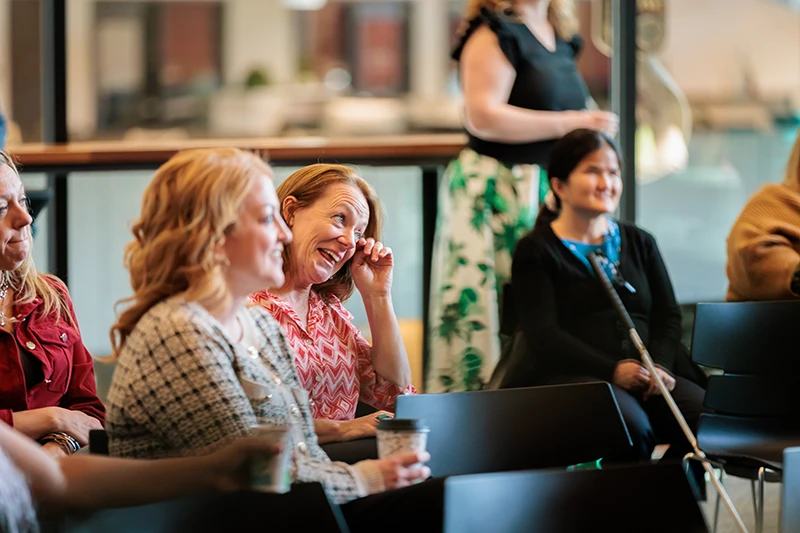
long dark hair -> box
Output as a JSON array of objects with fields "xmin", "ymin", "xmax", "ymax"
[{"xmin": 533, "ymin": 128, "xmax": 623, "ymax": 231}]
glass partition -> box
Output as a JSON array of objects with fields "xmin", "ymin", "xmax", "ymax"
[{"xmin": 634, "ymin": 0, "xmax": 800, "ymax": 302}]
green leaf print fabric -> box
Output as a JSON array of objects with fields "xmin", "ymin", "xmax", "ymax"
[{"xmin": 426, "ymin": 149, "xmax": 543, "ymax": 392}]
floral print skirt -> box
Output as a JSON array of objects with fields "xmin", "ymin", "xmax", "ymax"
[{"xmin": 425, "ymin": 148, "xmax": 545, "ymax": 392}]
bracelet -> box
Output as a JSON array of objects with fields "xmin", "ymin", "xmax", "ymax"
[{"xmin": 39, "ymin": 432, "xmax": 80, "ymax": 455}]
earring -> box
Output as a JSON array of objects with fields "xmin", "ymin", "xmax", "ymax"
[{"xmin": 494, "ymin": 1, "xmax": 520, "ymax": 23}]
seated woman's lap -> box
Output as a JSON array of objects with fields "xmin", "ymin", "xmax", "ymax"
[{"xmin": 542, "ymin": 374, "xmax": 708, "ymax": 461}]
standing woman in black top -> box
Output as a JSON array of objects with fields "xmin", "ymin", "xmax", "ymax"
[
  {"xmin": 509, "ymin": 129, "xmax": 708, "ymax": 491},
  {"xmin": 427, "ymin": 0, "xmax": 619, "ymax": 393}
]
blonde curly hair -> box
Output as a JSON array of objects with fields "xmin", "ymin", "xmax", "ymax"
[
  {"xmin": 109, "ymin": 148, "xmax": 273, "ymax": 357},
  {"xmin": 461, "ymin": 0, "xmax": 579, "ymax": 41},
  {"xmin": 0, "ymin": 151, "xmax": 74, "ymax": 326}
]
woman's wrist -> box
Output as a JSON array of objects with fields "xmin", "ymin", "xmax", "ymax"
[
  {"xmin": 39, "ymin": 431, "xmax": 80, "ymax": 455},
  {"xmin": 362, "ymin": 292, "xmax": 392, "ymax": 305},
  {"xmin": 560, "ymin": 110, "xmax": 587, "ymax": 136}
]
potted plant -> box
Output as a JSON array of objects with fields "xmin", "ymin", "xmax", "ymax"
[{"xmin": 208, "ymin": 66, "xmax": 286, "ymax": 137}]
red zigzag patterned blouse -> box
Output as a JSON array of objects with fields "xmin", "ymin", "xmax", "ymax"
[{"xmin": 250, "ymin": 290, "xmax": 416, "ymax": 420}]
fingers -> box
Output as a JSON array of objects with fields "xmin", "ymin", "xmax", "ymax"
[
  {"xmin": 392, "ymin": 451, "xmax": 430, "ymax": 466},
  {"xmin": 357, "ymin": 238, "xmax": 391, "ymax": 263},
  {"xmin": 235, "ymin": 436, "xmax": 282, "ymax": 456},
  {"xmin": 382, "ymin": 453, "xmax": 432, "ymax": 489}
]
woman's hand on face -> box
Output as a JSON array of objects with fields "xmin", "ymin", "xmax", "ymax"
[
  {"xmin": 374, "ymin": 451, "xmax": 431, "ymax": 490},
  {"xmin": 351, "ymin": 238, "xmax": 393, "ymax": 297}
]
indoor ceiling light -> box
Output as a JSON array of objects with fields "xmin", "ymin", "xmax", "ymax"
[{"xmin": 281, "ymin": 0, "xmax": 327, "ymax": 10}]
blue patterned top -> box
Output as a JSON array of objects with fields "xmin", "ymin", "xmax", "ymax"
[{"xmin": 561, "ymin": 217, "xmax": 622, "ymax": 284}]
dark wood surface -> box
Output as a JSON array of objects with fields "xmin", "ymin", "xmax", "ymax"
[{"xmin": 9, "ymin": 134, "xmax": 466, "ymax": 171}]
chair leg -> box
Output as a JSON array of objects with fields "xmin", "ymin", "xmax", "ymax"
[
  {"xmin": 750, "ymin": 479, "xmax": 759, "ymax": 530},
  {"xmin": 756, "ymin": 467, "xmax": 765, "ymax": 533},
  {"xmin": 713, "ymin": 469, "xmax": 724, "ymax": 533}
]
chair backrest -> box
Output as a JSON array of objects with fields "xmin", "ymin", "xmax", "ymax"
[
  {"xmin": 704, "ymin": 375, "xmax": 800, "ymax": 417},
  {"xmin": 691, "ymin": 301, "xmax": 800, "ymax": 373},
  {"xmin": 783, "ymin": 447, "xmax": 800, "ymax": 533},
  {"xmin": 395, "ymin": 382, "xmax": 632, "ymax": 477},
  {"xmin": 60, "ymin": 483, "xmax": 348, "ymax": 533},
  {"xmin": 443, "ymin": 462, "xmax": 708, "ymax": 533}
]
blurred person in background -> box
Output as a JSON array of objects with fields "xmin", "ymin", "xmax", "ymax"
[
  {"xmin": 426, "ymin": 0, "xmax": 618, "ymax": 393},
  {"xmin": 726, "ymin": 128, "xmax": 800, "ymax": 301}
]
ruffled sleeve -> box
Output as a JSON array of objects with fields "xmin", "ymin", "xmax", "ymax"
[{"xmin": 451, "ymin": 7, "xmax": 521, "ymax": 69}]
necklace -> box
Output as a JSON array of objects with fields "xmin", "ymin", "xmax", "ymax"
[{"xmin": 0, "ymin": 283, "xmax": 16, "ymax": 327}]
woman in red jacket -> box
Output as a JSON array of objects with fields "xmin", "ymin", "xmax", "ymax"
[{"xmin": 0, "ymin": 151, "xmax": 104, "ymax": 457}]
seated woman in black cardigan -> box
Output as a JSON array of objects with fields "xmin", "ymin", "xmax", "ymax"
[{"xmin": 508, "ymin": 129, "xmax": 707, "ymax": 483}]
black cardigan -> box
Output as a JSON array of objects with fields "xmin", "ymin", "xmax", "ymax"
[{"xmin": 507, "ymin": 220, "xmax": 706, "ymax": 387}]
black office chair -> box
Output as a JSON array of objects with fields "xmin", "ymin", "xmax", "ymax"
[
  {"xmin": 443, "ymin": 462, "xmax": 708, "ymax": 533},
  {"xmin": 487, "ymin": 282, "xmax": 535, "ymax": 390},
  {"xmin": 395, "ymin": 382, "xmax": 632, "ymax": 477},
  {"xmin": 690, "ymin": 301, "xmax": 800, "ymax": 533},
  {"xmin": 782, "ymin": 446, "xmax": 800, "ymax": 533},
  {"xmin": 58, "ymin": 483, "xmax": 349, "ymax": 533}
]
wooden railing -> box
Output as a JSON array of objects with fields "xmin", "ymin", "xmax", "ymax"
[{"xmin": 9, "ymin": 134, "xmax": 467, "ymax": 171}]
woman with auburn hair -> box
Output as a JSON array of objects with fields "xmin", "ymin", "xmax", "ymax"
[
  {"xmin": 0, "ymin": 151, "xmax": 104, "ymax": 458},
  {"xmin": 106, "ymin": 149, "xmax": 440, "ymax": 530},
  {"xmin": 427, "ymin": 0, "xmax": 619, "ymax": 393},
  {"xmin": 251, "ymin": 163, "xmax": 415, "ymax": 446},
  {"xmin": 726, "ymin": 128, "xmax": 800, "ymax": 301}
]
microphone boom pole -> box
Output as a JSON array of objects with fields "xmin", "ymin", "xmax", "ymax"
[{"xmin": 587, "ymin": 253, "xmax": 747, "ymax": 533}]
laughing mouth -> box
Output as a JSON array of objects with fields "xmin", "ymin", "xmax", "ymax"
[{"xmin": 319, "ymin": 249, "xmax": 340, "ymax": 264}]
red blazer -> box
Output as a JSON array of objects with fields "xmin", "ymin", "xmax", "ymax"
[{"xmin": 0, "ymin": 276, "xmax": 105, "ymax": 427}]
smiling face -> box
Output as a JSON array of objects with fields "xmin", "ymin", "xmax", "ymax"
[
  {"xmin": 0, "ymin": 164, "xmax": 33, "ymax": 271},
  {"xmin": 284, "ymin": 182, "xmax": 370, "ymax": 288},
  {"xmin": 551, "ymin": 144, "xmax": 622, "ymax": 217},
  {"xmin": 223, "ymin": 174, "xmax": 292, "ymax": 299}
]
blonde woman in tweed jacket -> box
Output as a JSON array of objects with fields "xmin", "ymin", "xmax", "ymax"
[{"xmin": 105, "ymin": 149, "xmax": 442, "ymax": 530}]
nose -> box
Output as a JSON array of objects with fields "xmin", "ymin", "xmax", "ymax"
[
  {"xmin": 13, "ymin": 201, "xmax": 32, "ymax": 230},
  {"xmin": 338, "ymin": 230, "xmax": 357, "ymax": 250}
]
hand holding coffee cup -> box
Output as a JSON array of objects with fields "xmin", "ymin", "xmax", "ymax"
[
  {"xmin": 249, "ymin": 425, "xmax": 292, "ymax": 493},
  {"xmin": 373, "ymin": 451, "xmax": 431, "ymax": 489}
]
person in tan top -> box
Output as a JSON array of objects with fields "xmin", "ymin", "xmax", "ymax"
[{"xmin": 726, "ymin": 129, "xmax": 800, "ymax": 301}]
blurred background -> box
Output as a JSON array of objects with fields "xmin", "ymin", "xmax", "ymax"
[{"xmin": 1, "ymin": 0, "xmax": 799, "ymax": 372}]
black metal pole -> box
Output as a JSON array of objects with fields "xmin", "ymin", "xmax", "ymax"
[
  {"xmin": 611, "ymin": 0, "xmax": 637, "ymax": 223},
  {"xmin": 420, "ymin": 165, "xmax": 440, "ymax": 389},
  {"xmin": 41, "ymin": 0, "xmax": 69, "ymax": 284}
]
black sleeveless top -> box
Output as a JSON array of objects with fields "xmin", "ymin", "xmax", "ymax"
[{"xmin": 453, "ymin": 8, "xmax": 590, "ymax": 166}]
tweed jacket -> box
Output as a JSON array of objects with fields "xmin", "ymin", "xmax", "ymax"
[{"xmin": 106, "ymin": 296, "xmax": 376, "ymax": 504}]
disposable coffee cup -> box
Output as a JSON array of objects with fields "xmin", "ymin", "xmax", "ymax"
[
  {"xmin": 376, "ymin": 418, "xmax": 429, "ymax": 465},
  {"xmin": 249, "ymin": 425, "xmax": 292, "ymax": 494}
]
